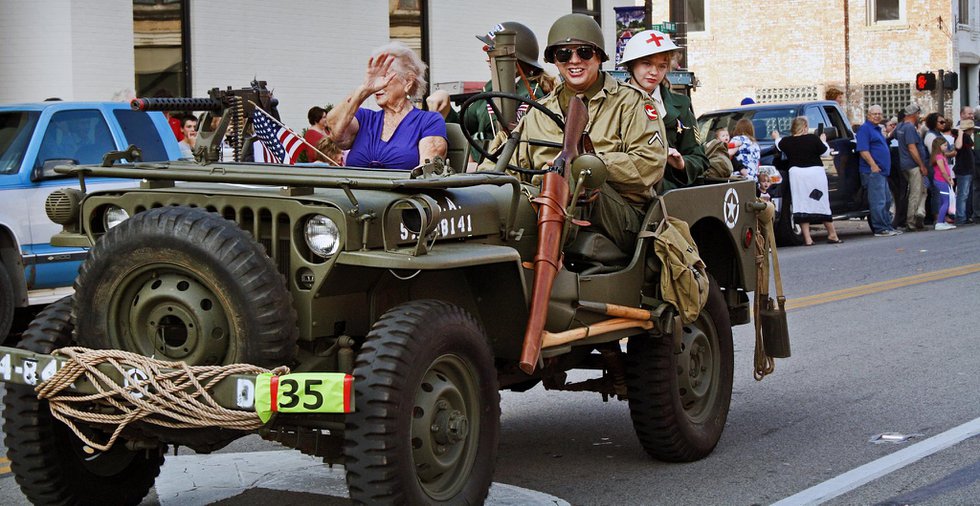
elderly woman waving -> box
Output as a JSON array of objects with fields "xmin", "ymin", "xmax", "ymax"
[{"xmin": 328, "ymin": 41, "xmax": 447, "ymax": 171}]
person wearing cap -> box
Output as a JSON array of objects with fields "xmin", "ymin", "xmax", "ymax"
[
  {"xmin": 856, "ymin": 104, "xmax": 900, "ymax": 237},
  {"xmin": 427, "ymin": 21, "xmax": 554, "ymax": 164},
  {"xmin": 619, "ymin": 29, "xmax": 708, "ymax": 191},
  {"xmin": 480, "ymin": 13, "xmax": 667, "ymax": 252},
  {"xmin": 894, "ymin": 103, "xmax": 930, "ymax": 231}
]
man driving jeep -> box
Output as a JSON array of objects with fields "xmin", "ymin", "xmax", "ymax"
[{"xmin": 479, "ymin": 13, "xmax": 668, "ymax": 252}]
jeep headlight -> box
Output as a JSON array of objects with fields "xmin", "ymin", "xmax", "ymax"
[
  {"xmin": 104, "ymin": 206, "xmax": 130, "ymax": 229},
  {"xmin": 304, "ymin": 215, "xmax": 340, "ymax": 257}
]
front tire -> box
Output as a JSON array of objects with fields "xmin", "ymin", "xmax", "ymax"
[
  {"xmin": 2, "ymin": 297, "xmax": 164, "ymax": 505},
  {"xmin": 73, "ymin": 206, "xmax": 297, "ymax": 367},
  {"xmin": 344, "ymin": 300, "xmax": 500, "ymax": 505},
  {"xmin": 625, "ymin": 276, "xmax": 734, "ymax": 462}
]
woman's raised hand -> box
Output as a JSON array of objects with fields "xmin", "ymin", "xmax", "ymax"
[{"xmin": 363, "ymin": 53, "xmax": 396, "ymax": 94}]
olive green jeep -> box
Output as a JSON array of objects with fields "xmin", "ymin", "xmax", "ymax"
[{"xmin": 1, "ymin": 37, "xmax": 784, "ymax": 506}]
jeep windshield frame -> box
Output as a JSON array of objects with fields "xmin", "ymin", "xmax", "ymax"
[{"xmin": 0, "ymin": 111, "xmax": 41, "ymax": 175}]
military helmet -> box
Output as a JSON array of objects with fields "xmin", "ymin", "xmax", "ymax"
[
  {"xmin": 476, "ymin": 21, "xmax": 543, "ymax": 70},
  {"xmin": 618, "ymin": 30, "xmax": 681, "ymax": 67},
  {"xmin": 544, "ymin": 13, "xmax": 609, "ymax": 63}
]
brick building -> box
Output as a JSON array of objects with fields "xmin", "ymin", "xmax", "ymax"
[{"xmin": 650, "ymin": 0, "xmax": 980, "ymax": 123}]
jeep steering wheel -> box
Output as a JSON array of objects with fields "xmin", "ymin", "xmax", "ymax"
[{"xmin": 458, "ymin": 91, "xmax": 566, "ymax": 175}]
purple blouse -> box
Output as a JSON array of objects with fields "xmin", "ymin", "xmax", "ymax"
[{"xmin": 345, "ymin": 108, "xmax": 446, "ymax": 171}]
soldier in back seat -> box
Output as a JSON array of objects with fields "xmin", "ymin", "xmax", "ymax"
[{"xmin": 479, "ymin": 13, "xmax": 667, "ymax": 253}]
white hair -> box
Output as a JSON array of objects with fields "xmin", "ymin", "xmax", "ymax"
[{"xmin": 371, "ymin": 41, "xmax": 428, "ymax": 100}]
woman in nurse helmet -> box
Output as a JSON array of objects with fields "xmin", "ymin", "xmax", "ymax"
[{"xmin": 619, "ymin": 30, "xmax": 709, "ymax": 191}]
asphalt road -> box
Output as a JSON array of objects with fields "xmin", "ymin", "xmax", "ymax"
[{"xmin": 2, "ymin": 219, "xmax": 979, "ymax": 505}]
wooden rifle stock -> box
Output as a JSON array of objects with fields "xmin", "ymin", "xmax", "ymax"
[{"xmin": 519, "ymin": 96, "xmax": 589, "ymax": 374}]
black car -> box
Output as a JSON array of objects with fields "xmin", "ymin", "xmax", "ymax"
[{"xmin": 698, "ymin": 101, "xmax": 868, "ymax": 245}]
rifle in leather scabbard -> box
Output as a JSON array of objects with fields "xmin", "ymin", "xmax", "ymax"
[{"xmin": 519, "ymin": 96, "xmax": 589, "ymax": 374}]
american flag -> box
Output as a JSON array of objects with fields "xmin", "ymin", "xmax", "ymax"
[{"xmin": 252, "ymin": 108, "xmax": 303, "ymax": 164}]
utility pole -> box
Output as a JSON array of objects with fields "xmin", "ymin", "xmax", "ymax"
[{"xmin": 939, "ymin": 69, "xmax": 946, "ymax": 117}]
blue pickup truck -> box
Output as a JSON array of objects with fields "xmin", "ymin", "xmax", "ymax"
[{"xmin": 0, "ymin": 101, "xmax": 181, "ymax": 339}]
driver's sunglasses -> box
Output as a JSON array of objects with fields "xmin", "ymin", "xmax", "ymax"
[{"xmin": 554, "ymin": 46, "xmax": 596, "ymax": 63}]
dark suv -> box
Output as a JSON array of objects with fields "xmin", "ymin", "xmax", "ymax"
[{"xmin": 698, "ymin": 101, "xmax": 866, "ymax": 245}]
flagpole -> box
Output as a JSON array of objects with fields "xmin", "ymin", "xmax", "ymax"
[{"xmin": 248, "ymin": 101, "xmax": 341, "ymax": 166}]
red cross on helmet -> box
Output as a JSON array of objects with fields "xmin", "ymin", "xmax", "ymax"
[{"xmin": 618, "ymin": 29, "xmax": 681, "ymax": 67}]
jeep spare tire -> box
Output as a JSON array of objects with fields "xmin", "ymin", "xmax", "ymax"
[{"xmin": 73, "ymin": 206, "xmax": 297, "ymax": 368}]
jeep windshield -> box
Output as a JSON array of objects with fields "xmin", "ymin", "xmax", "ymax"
[
  {"xmin": 0, "ymin": 111, "xmax": 41, "ymax": 175},
  {"xmin": 698, "ymin": 107, "xmax": 802, "ymax": 145}
]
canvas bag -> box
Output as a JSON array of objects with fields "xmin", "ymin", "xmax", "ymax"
[
  {"xmin": 702, "ymin": 139, "xmax": 734, "ymax": 179},
  {"xmin": 653, "ymin": 200, "xmax": 710, "ymax": 324}
]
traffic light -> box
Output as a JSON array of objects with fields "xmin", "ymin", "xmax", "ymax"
[
  {"xmin": 915, "ymin": 72, "xmax": 936, "ymax": 91},
  {"xmin": 943, "ymin": 72, "xmax": 958, "ymax": 91}
]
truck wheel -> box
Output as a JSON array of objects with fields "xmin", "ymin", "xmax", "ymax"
[
  {"xmin": 73, "ymin": 206, "xmax": 297, "ymax": 368},
  {"xmin": 2, "ymin": 296, "xmax": 164, "ymax": 505},
  {"xmin": 775, "ymin": 199, "xmax": 805, "ymax": 246},
  {"xmin": 0, "ymin": 265, "xmax": 13, "ymax": 340},
  {"xmin": 625, "ymin": 276, "xmax": 734, "ymax": 462},
  {"xmin": 345, "ymin": 300, "xmax": 500, "ymax": 505}
]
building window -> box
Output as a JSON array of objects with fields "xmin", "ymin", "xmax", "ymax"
[
  {"xmin": 756, "ymin": 86, "xmax": 819, "ymax": 104},
  {"xmin": 685, "ymin": 0, "xmax": 705, "ymax": 32},
  {"xmin": 959, "ymin": 0, "xmax": 971, "ymax": 26},
  {"xmin": 863, "ymin": 83, "xmax": 911, "ymax": 119},
  {"xmin": 133, "ymin": 0, "xmax": 189, "ymax": 97},
  {"xmin": 572, "ymin": 0, "xmax": 602, "ymax": 25},
  {"xmin": 869, "ymin": 0, "xmax": 905, "ymax": 24},
  {"xmin": 389, "ymin": 0, "xmax": 429, "ymax": 88}
]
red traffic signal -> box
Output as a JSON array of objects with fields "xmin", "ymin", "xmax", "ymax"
[{"xmin": 915, "ymin": 72, "xmax": 936, "ymax": 91}]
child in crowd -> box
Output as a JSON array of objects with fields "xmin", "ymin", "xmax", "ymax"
[
  {"xmin": 930, "ymin": 136, "xmax": 956, "ymax": 230},
  {"xmin": 757, "ymin": 171, "xmax": 772, "ymax": 201},
  {"xmin": 715, "ymin": 128, "xmax": 730, "ymax": 144}
]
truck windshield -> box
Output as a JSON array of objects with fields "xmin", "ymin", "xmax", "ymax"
[
  {"xmin": 0, "ymin": 111, "xmax": 41, "ymax": 175},
  {"xmin": 699, "ymin": 107, "xmax": 800, "ymax": 144}
]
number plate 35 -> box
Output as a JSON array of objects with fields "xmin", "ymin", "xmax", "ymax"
[{"xmin": 254, "ymin": 372, "xmax": 354, "ymax": 423}]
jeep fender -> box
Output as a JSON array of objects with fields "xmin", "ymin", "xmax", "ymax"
[
  {"xmin": 0, "ymin": 226, "xmax": 28, "ymax": 307},
  {"xmin": 334, "ymin": 243, "xmax": 529, "ymax": 359}
]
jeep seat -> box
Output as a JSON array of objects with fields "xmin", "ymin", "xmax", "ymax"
[
  {"xmin": 445, "ymin": 122, "xmax": 468, "ymax": 172},
  {"xmin": 563, "ymin": 230, "xmax": 630, "ymax": 273}
]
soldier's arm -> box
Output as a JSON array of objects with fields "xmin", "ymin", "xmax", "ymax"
[
  {"xmin": 599, "ymin": 98, "xmax": 667, "ymax": 192},
  {"xmin": 672, "ymin": 106, "xmax": 710, "ymax": 186}
]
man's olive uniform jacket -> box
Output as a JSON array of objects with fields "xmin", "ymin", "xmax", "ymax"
[
  {"xmin": 482, "ymin": 73, "xmax": 667, "ymax": 204},
  {"xmin": 657, "ymin": 82, "xmax": 710, "ymax": 192}
]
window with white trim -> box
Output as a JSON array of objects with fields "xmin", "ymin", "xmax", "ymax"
[{"xmin": 869, "ymin": 0, "xmax": 905, "ymax": 25}]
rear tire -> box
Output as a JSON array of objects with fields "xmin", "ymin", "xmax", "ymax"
[
  {"xmin": 344, "ymin": 300, "xmax": 500, "ymax": 505},
  {"xmin": 625, "ymin": 276, "xmax": 734, "ymax": 462},
  {"xmin": 2, "ymin": 297, "xmax": 164, "ymax": 505},
  {"xmin": 775, "ymin": 198, "xmax": 805, "ymax": 246}
]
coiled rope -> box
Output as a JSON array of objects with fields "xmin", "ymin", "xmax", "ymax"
[{"xmin": 36, "ymin": 347, "xmax": 289, "ymax": 452}]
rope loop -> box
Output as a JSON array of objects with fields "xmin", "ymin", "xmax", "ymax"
[{"xmin": 37, "ymin": 347, "xmax": 289, "ymax": 452}]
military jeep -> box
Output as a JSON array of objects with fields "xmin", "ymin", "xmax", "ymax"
[{"xmin": 1, "ymin": 39, "xmax": 781, "ymax": 506}]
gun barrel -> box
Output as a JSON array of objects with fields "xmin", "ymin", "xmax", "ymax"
[{"xmin": 131, "ymin": 97, "xmax": 222, "ymax": 112}]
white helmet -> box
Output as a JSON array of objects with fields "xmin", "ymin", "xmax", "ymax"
[{"xmin": 618, "ymin": 30, "xmax": 681, "ymax": 67}]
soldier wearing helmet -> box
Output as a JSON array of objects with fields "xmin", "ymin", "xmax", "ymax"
[
  {"xmin": 620, "ymin": 30, "xmax": 709, "ymax": 191},
  {"xmin": 480, "ymin": 13, "xmax": 667, "ymax": 252},
  {"xmin": 427, "ymin": 21, "xmax": 555, "ymax": 164}
]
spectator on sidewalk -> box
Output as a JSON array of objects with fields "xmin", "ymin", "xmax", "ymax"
[
  {"xmin": 930, "ymin": 136, "xmax": 956, "ymax": 230},
  {"xmin": 954, "ymin": 119, "xmax": 975, "ymax": 224},
  {"xmin": 773, "ymin": 116, "xmax": 842, "ymax": 245},
  {"xmin": 895, "ymin": 104, "xmax": 930, "ymax": 231},
  {"xmin": 298, "ymin": 106, "xmax": 330, "ymax": 163},
  {"xmin": 856, "ymin": 105, "xmax": 899, "ymax": 237}
]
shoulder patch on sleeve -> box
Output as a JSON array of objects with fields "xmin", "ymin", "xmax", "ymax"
[
  {"xmin": 644, "ymin": 104, "xmax": 659, "ymax": 121},
  {"xmin": 649, "ymin": 130, "xmax": 664, "ymax": 147}
]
